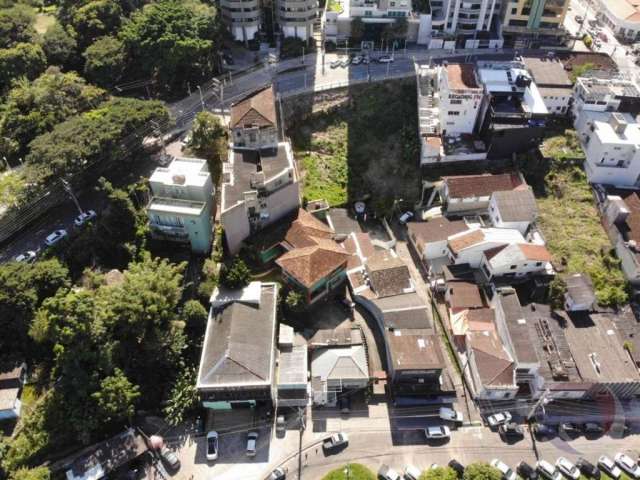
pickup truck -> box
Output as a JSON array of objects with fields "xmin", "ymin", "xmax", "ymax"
[{"xmin": 322, "ymin": 432, "xmax": 349, "ymax": 451}]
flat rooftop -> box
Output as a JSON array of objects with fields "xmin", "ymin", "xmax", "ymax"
[
  {"xmin": 387, "ymin": 330, "xmax": 444, "ymax": 370},
  {"xmin": 594, "ymin": 114, "xmax": 640, "ymax": 145},
  {"xmin": 222, "ymin": 143, "xmax": 292, "ymax": 209},
  {"xmin": 523, "ymin": 57, "xmax": 572, "ymax": 87},
  {"xmin": 576, "ymin": 77, "xmax": 640, "ymax": 100},
  {"xmin": 497, "ymin": 290, "xmax": 538, "ymax": 365},
  {"xmin": 278, "ymin": 345, "xmax": 308, "ymax": 387},
  {"xmin": 149, "ymin": 157, "xmax": 210, "ymax": 188},
  {"xmin": 446, "ymin": 64, "xmax": 481, "ymax": 91},
  {"xmin": 148, "ymin": 196, "xmax": 206, "ymax": 216}
]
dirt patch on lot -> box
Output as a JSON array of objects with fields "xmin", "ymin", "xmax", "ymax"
[{"xmin": 557, "ymin": 51, "xmax": 618, "ymax": 73}]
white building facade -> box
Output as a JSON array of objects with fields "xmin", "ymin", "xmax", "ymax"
[{"xmin": 438, "ymin": 63, "xmax": 484, "ymax": 135}]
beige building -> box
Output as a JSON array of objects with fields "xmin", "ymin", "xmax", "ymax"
[
  {"xmin": 596, "ymin": 0, "xmax": 640, "ymax": 40},
  {"xmin": 501, "ymin": 0, "xmax": 569, "ymax": 47}
]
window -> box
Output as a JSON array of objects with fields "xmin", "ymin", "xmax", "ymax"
[
  {"xmin": 511, "ymin": 7, "xmax": 517, "ymax": 14},
  {"xmin": 450, "ymin": 99, "xmax": 462, "ymax": 105},
  {"xmin": 510, "ymin": 265, "xmax": 517, "ymax": 270},
  {"xmin": 503, "ymin": 392, "xmax": 511, "ymax": 399},
  {"xmin": 365, "ymin": 10, "xmax": 372, "ymax": 15},
  {"xmin": 448, "ymin": 111, "xmax": 460, "ymax": 116},
  {"xmin": 535, "ymin": 261, "xmax": 542, "ymax": 266}
]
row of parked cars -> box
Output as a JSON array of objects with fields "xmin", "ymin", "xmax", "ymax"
[
  {"xmin": 378, "ymin": 453, "xmax": 640, "ymax": 480},
  {"xmin": 14, "ymin": 210, "xmax": 96, "ymax": 263},
  {"xmin": 494, "ymin": 453, "xmax": 640, "ymax": 480},
  {"xmin": 329, "ymin": 54, "xmax": 394, "ymax": 68}
]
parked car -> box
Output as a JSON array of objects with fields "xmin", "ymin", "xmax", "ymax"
[
  {"xmin": 269, "ymin": 467, "xmax": 287, "ymax": 480},
  {"xmin": 575, "ymin": 15, "xmax": 584, "ymax": 23},
  {"xmin": 180, "ymin": 133, "xmax": 191, "ymax": 147},
  {"xmin": 351, "ymin": 55, "xmax": 363, "ymax": 65},
  {"xmin": 378, "ymin": 464, "xmax": 401, "ymax": 480},
  {"xmin": 74, "ymin": 210, "xmax": 97, "ymax": 227},
  {"xmin": 398, "ymin": 211, "xmax": 414, "ymax": 224},
  {"xmin": 404, "ymin": 464, "xmax": 422, "ymax": 480},
  {"xmin": 159, "ymin": 446, "xmax": 180, "ymax": 470},
  {"xmin": 598, "ymin": 456, "xmax": 622, "ymax": 480},
  {"xmin": 499, "ymin": 422, "xmax": 524, "ymax": 440},
  {"xmin": 518, "ymin": 461, "xmax": 538, "ymax": 480},
  {"xmin": 449, "ymin": 459, "xmax": 465, "ymax": 477},
  {"xmin": 576, "ymin": 458, "xmax": 601, "ymax": 479},
  {"xmin": 330, "ymin": 60, "xmax": 341, "ymax": 69},
  {"xmin": 340, "ymin": 59, "xmax": 351, "ymax": 67},
  {"xmin": 583, "ymin": 422, "xmax": 603, "ymax": 435},
  {"xmin": 556, "ymin": 457, "xmax": 580, "ymax": 480},
  {"xmin": 15, "ymin": 250, "xmax": 37, "ymax": 263},
  {"xmin": 492, "ymin": 459, "xmax": 517, "ymax": 480},
  {"xmin": 276, "ymin": 415, "xmax": 286, "ymax": 434},
  {"xmin": 533, "ymin": 423, "xmax": 556, "ymax": 437},
  {"xmin": 222, "ymin": 53, "xmax": 234, "ymax": 65},
  {"xmin": 560, "ymin": 422, "xmax": 581, "ymax": 436},
  {"xmin": 377, "ymin": 55, "xmax": 394, "ymax": 63},
  {"xmin": 439, "ymin": 407, "xmax": 463, "ymax": 423},
  {"xmin": 338, "ymin": 395, "xmax": 351, "ymax": 414},
  {"xmin": 487, "ymin": 411, "xmax": 512, "ymax": 427},
  {"xmin": 246, "ymin": 431, "xmax": 258, "ymax": 457},
  {"xmin": 537, "ymin": 460, "xmax": 562, "ymax": 480},
  {"xmin": 323, "ymin": 432, "xmax": 349, "ymax": 451},
  {"xmin": 44, "ymin": 229, "xmax": 68, "ymax": 247},
  {"xmin": 424, "ymin": 425, "xmax": 451, "ymax": 440},
  {"xmin": 598, "ymin": 32, "xmax": 608, "ymax": 42},
  {"xmin": 362, "ymin": 55, "xmax": 371, "ymax": 64},
  {"xmin": 206, "ymin": 431, "xmax": 218, "ymax": 461},
  {"xmin": 614, "ymin": 453, "xmax": 640, "ymax": 478}
]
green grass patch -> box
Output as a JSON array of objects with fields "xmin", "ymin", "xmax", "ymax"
[
  {"xmin": 291, "ymin": 80, "xmax": 421, "ymax": 216},
  {"xmin": 535, "ymin": 131, "xmax": 628, "ymax": 307},
  {"xmin": 34, "ymin": 12, "xmax": 56, "ymax": 34},
  {"xmin": 322, "ymin": 464, "xmax": 376, "ymax": 480},
  {"xmin": 570, "ymin": 61, "xmax": 595, "ymax": 83}
]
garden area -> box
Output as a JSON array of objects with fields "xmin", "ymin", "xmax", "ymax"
[
  {"xmin": 520, "ymin": 128, "xmax": 628, "ymax": 307},
  {"xmin": 289, "ymin": 80, "xmax": 421, "ymax": 216}
]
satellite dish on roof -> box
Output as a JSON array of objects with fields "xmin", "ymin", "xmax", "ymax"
[{"xmin": 355, "ymin": 201, "xmax": 366, "ymax": 214}]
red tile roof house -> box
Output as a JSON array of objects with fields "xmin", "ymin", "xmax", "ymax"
[
  {"xmin": 276, "ymin": 209, "xmax": 351, "ymax": 304},
  {"xmin": 435, "ymin": 172, "xmax": 527, "ymax": 216}
]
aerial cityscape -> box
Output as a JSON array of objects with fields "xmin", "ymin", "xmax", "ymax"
[{"xmin": 2, "ymin": 0, "xmax": 640, "ymax": 480}]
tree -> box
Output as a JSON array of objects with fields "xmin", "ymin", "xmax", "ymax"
[
  {"xmin": 70, "ymin": 0, "xmax": 123, "ymax": 50},
  {"xmin": 420, "ymin": 467, "xmax": 458, "ymax": 480},
  {"xmin": 182, "ymin": 299, "xmax": 208, "ymax": 338},
  {"xmin": 548, "ymin": 276, "xmax": 567, "ymax": 309},
  {"xmin": 119, "ymin": 0, "xmax": 222, "ymax": 93},
  {"xmin": 41, "ymin": 23, "xmax": 77, "ymax": 68},
  {"xmin": 83, "ymin": 36, "xmax": 125, "ymax": 88},
  {"xmin": 350, "ymin": 17, "xmax": 364, "ymax": 42},
  {"xmin": 280, "ymin": 37, "xmax": 312, "ymax": 59},
  {"xmin": 285, "ymin": 290, "xmax": 304, "ymax": 312},
  {"xmin": 0, "ymin": 68, "xmax": 107, "ymax": 161},
  {"xmin": 0, "ymin": 5, "xmax": 35, "ymax": 49},
  {"xmin": 188, "ymin": 111, "xmax": 227, "ymax": 181},
  {"xmin": 92, "ymin": 368, "xmax": 140, "ymax": 425},
  {"xmin": 220, "ymin": 257, "xmax": 250, "ymax": 289},
  {"xmin": 0, "ymin": 258, "xmax": 69, "ymax": 362},
  {"xmin": 11, "ymin": 466, "xmax": 50, "ymax": 480},
  {"xmin": 0, "ymin": 43, "xmax": 47, "ymax": 92},
  {"xmin": 163, "ymin": 365, "xmax": 198, "ymax": 426},
  {"xmin": 463, "ymin": 463, "xmax": 502, "ymax": 480},
  {"xmin": 198, "ymin": 257, "xmax": 218, "ymax": 302}
]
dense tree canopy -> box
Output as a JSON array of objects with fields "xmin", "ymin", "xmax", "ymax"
[
  {"xmin": 69, "ymin": 0, "xmax": 123, "ymax": 50},
  {"xmin": 188, "ymin": 110, "xmax": 227, "ymax": 181},
  {"xmin": 0, "ymin": 42, "xmax": 47, "ymax": 92},
  {"xmin": 463, "ymin": 463, "xmax": 502, "ymax": 480},
  {"xmin": 120, "ymin": 0, "xmax": 221, "ymax": 93},
  {"xmin": 41, "ymin": 23, "xmax": 77, "ymax": 68},
  {"xmin": 0, "ymin": 68, "xmax": 107, "ymax": 161},
  {"xmin": 0, "ymin": 5, "xmax": 35, "ymax": 49},
  {"xmin": 420, "ymin": 467, "xmax": 459, "ymax": 480},
  {"xmin": 82, "ymin": 35, "xmax": 125, "ymax": 88}
]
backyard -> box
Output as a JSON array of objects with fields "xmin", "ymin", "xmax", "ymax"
[
  {"xmin": 289, "ymin": 80, "xmax": 421, "ymax": 216},
  {"xmin": 530, "ymin": 129, "xmax": 628, "ymax": 307}
]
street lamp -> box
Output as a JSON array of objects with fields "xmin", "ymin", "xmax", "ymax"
[{"xmin": 197, "ymin": 85, "xmax": 205, "ymax": 111}]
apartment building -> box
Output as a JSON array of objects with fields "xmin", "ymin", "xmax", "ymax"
[
  {"xmin": 147, "ymin": 157, "xmax": 214, "ymax": 254},
  {"xmin": 596, "ymin": 0, "xmax": 640, "ymax": 41},
  {"xmin": 221, "ymin": 85, "xmax": 301, "ymax": 254},
  {"xmin": 501, "ymin": 0, "xmax": 569, "ymax": 48},
  {"xmin": 435, "ymin": 0, "xmax": 502, "ymax": 36},
  {"xmin": 222, "ymin": 0, "xmax": 318, "ymax": 42},
  {"xmin": 572, "ymin": 76, "xmax": 640, "ymax": 120}
]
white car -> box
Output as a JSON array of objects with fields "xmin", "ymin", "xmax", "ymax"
[
  {"xmin": 246, "ymin": 431, "xmax": 258, "ymax": 457},
  {"xmin": 378, "ymin": 465, "xmax": 401, "ymax": 480},
  {"xmin": 377, "ymin": 55, "xmax": 394, "ymax": 63},
  {"xmin": 425, "ymin": 425, "xmax": 450, "ymax": 439},
  {"xmin": 351, "ymin": 55, "xmax": 363, "ymax": 65},
  {"xmin": 487, "ymin": 411, "xmax": 512, "ymax": 427},
  {"xmin": 404, "ymin": 465, "xmax": 421, "ymax": 480},
  {"xmin": 599, "ymin": 455, "xmax": 622, "ymax": 479},
  {"xmin": 556, "ymin": 457, "xmax": 580, "ymax": 480},
  {"xmin": 269, "ymin": 467, "xmax": 287, "ymax": 480},
  {"xmin": 206, "ymin": 431, "xmax": 218, "ymax": 461},
  {"xmin": 615, "ymin": 453, "xmax": 640, "ymax": 478},
  {"xmin": 74, "ymin": 210, "xmax": 97, "ymax": 227},
  {"xmin": 398, "ymin": 211, "xmax": 414, "ymax": 224},
  {"xmin": 44, "ymin": 229, "xmax": 68, "ymax": 247},
  {"xmin": 537, "ymin": 460, "xmax": 562, "ymax": 480},
  {"xmin": 491, "ymin": 459, "xmax": 517, "ymax": 480},
  {"xmin": 439, "ymin": 407, "xmax": 463, "ymax": 423},
  {"xmin": 15, "ymin": 250, "xmax": 37, "ymax": 263}
]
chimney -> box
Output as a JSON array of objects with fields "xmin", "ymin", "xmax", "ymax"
[{"xmin": 610, "ymin": 112, "xmax": 628, "ymax": 134}]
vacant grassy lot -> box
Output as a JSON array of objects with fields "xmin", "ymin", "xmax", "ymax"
[
  {"xmin": 290, "ymin": 80, "xmax": 421, "ymax": 215},
  {"xmin": 535, "ymin": 130, "xmax": 628, "ymax": 307},
  {"xmin": 34, "ymin": 13, "xmax": 56, "ymax": 34}
]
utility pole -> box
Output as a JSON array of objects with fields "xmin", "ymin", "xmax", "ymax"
[
  {"xmin": 526, "ymin": 389, "xmax": 550, "ymax": 422},
  {"xmin": 297, "ymin": 407, "xmax": 306, "ymax": 480},
  {"xmin": 197, "ymin": 85, "xmax": 205, "ymax": 111},
  {"xmin": 61, "ymin": 178, "xmax": 83, "ymax": 215}
]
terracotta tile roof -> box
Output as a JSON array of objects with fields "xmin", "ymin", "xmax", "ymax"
[
  {"xmin": 446, "ymin": 63, "xmax": 481, "ymax": 90},
  {"xmin": 468, "ymin": 331, "xmax": 515, "ymax": 386},
  {"xmin": 276, "ymin": 242, "xmax": 349, "ymax": 288},
  {"xmin": 443, "ymin": 173, "xmax": 524, "ymax": 199},
  {"xmin": 483, "ymin": 244, "xmax": 508, "ymax": 261},
  {"xmin": 407, "ymin": 218, "xmax": 469, "ymax": 245},
  {"xmin": 283, "ymin": 209, "xmax": 334, "ymax": 249},
  {"xmin": 365, "ymin": 251, "xmax": 412, "ymax": 298},
  {"xmin": 517, "ymin": 243, "xmax": 553, "ymax": 262},
  {"xmin": 623, "ymin": 193, "xmax": 640, "ymax": 243},
  {"xmin": 230, "ymin": 85, "xmax": 276, "ymax": 129},
  {"xmin": 448, "ymin": 229, "xmax": 485, "ymax": 254},
  {"xmin": 447, "ymin": 280, "xmax": 484, "ymax": 310}
]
